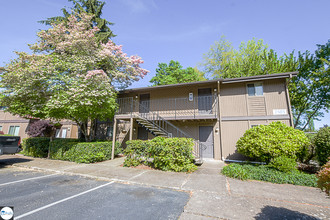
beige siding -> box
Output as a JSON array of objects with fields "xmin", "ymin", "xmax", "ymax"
[
  {"xmin": 220, "ymin": 83, "xmax": 248, "ymax": 117},
  {"xmin": 263, "ymin": 79, "xmax": 289, "ymax": 116},
  {"xmin": 221, "ymin": 121, "xmax": 249, "ymax": 159}
]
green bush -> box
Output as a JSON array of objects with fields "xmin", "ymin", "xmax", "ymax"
[
  {"xmin": 236, "ymin": 122, "xmax": 310, "ymax": 162},
  {"xmin": 21, "ymin": 137, "xmax": 122, "ymax": 163},
  {"xmin": 150, "ymin": 137, "xmax": 197, "ymax": 172},
  {"xmin": 315, "ymin": 127, "xmax": 330, "ymax": 166},
  {"xmin": 222, "ymin": 163, "xmax": 318, "ymax": 187},
  {"xmin": 21, "ymin": 137, "xmax": 51, "ymax": 158},
  {"xmin": 50, "ymin": 141, "xmax": 121, "ymax": 163},
  {"xmin": 268, "ymin": 156, "xmax": 297, "ymax": 173},
  {"xmin": 299, "ymin": 132, "xmax": 317, "ymax": 163},
  {"xmin": 124, "ymin": 137, "xmax": 197, "ymax": 172},
  {"xmin": 317, "ymin": 160, "xmax": 330, "ymax": 196}
]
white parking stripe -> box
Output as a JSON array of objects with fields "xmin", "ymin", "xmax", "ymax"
[
  {"xmin": 0, "ymin": 174, "xmax": 57, "ymax": 186},
  {"xmin": 15, "ymin": 181, "xmax": 114, "ymax": 219}
]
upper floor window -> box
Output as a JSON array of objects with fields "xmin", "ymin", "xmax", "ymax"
[
  {"xmin": 0, "ymin": 125, "xmax": 3, "ymax": 131},
  {"xmin": 247, "ymin": 83, "xmax": 263, "ymax": 96},
  {"xmin": 8, "ymin": 126, "xmax": 20, "ymax": 136}
]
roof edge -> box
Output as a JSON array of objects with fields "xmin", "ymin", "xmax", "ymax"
[{"xmin": 120, "ymin": 72, "xmax": 298, "ymax": 93}]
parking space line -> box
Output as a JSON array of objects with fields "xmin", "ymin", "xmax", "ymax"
[
  {"xmin": 0, "ymin": 174, "xmax": 57, "ymax": 187},
  {"xmin": 15, "ymin": 181, "xmax": 114, "ymax": 220}
]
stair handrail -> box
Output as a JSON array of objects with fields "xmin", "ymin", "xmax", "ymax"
[{"xmin": 130, "ymin": 99, "xmax": 206, "ymax": 159}]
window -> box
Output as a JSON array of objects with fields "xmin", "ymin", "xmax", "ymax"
[
  {"xmin": 55, "ymin": 128, "xmax": 67, "ymax": 138},
  {"xmin": 8, "ymin": 126, "xmax": 20, "ymax": 136},
  {"xmin": 0, "ymin": 126, "xmax": 2, "ymax": 131},
  {"xmin": 247, "ymin": 83, "xmax": 263, "ymax": 96}
]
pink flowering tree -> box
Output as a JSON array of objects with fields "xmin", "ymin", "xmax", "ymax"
[{"xmin": 0, "ymin": 13, "xmax": 148, "ymax": 141}]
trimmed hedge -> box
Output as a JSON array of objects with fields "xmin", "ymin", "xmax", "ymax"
[
  {"xmin": 22, "ymin": 137, "xmax": 51, "ymax": 158},
  {"xmin": 236, "ymin": 122, "xmax": 310, "ymax": 162},
  {"xmin": 50, "ymin": 141, "xmax": 121, "ymax": 163},
  {"xmin": 21, "ymin": 137, "xmax": 122, "ymax": 163},
  {"xmin": 222, "ymin": 163, "xmax": 318, "ymax": 187},
  {"xmin": 124, "ymin": 137, "xmax": 197, "ymax": 172}
]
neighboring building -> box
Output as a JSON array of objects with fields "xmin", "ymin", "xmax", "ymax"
[
  {"xmin": 114, "ymin": 72, "xmax": 296, "ymax": 160},
  {"xmin": 0, "ymin": 110, "xmax": 78, "ymax": 139}
]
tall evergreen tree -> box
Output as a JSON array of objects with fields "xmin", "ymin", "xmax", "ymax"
[{"xmin": 40, "ymin": 0, "xmax": 115, "ymax": 43}]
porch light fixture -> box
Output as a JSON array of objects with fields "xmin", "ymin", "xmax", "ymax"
[
  {"xmin": 215, "ymin": 127, "xmax": 219, "ymax": 133},
  {"xmin": 214, "ymin": 89, "xmax": 217, "ymax": 92},
  {"xmin": 135, "ymin": 95, "xmax": 138, "ymax": 99}
]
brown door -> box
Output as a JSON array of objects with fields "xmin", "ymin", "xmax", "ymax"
[
  {"xmin": 139, "ymin": 94, "xmax": 150, "ymax": 113},
  {"xmin": 198, "ymin": 88, "xmax": 212, "ymax": 114}
]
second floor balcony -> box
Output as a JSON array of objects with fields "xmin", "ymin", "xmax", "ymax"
[{"xmin": 117, "ymin": 95, "xmax": 218, "ymax": 120}]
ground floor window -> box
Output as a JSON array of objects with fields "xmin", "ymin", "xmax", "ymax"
[
  {"xmin": 55, "ymin": 128, "xmax": 68, "ymax": 138},
  {"xmin": 8, "ymin": 126, "xmax": 20, "ymax": 136}
]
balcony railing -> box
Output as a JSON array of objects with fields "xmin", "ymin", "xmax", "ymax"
[{"xmin": 117, "ymin": 95, "xmax": 218, "ymax": 119}]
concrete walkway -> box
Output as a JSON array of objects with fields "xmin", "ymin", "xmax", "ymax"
[{"xmin": 1, "ymin": 154, "xmax": 329, "ymax": 219}]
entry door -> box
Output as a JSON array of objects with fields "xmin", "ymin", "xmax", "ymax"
[
  {"xmin": 198, "ymin": 88, "xmax": 212, "ymax": 114},
  {"xmin": 137, "ymin": 126, "xmax": 148, "ymax": 140},
  {"xmin": 139, "ymin": 94, "xmax": 150, "ymax": 113},
  {"xmin": 199, "ymin": 126, "xmax": 214, "ymax": 158}
]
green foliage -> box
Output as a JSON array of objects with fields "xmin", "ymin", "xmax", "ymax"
[
  {"xmin": 268, "ymin": 156, "xmax": 297, "ymax": 173},
  {"xmin": 236, "ymin": 122, "xmax": 310, "ymax": 162},
  {"xmin": 202, "ymin": 37, "xmax": 297, "ymax": 79},
  {"xmin": 290, "ymin": 42, "xmax": 330, "ymax": 130},
  {"xmin": 21, "ymin": 137, "xmax": 51, "ymax": 158},
  {"xmin": 221, "ymin": 163, "xmax": 248, "ymax": 180},
  {"xmin": 124, "ymin": 137, "xmax": 197, "ymax": 172},
  {"xmin": 222, "ymin": 163, "xmax": 318, "ymax": 187},
  {"xmin": 40, "ymin": 0, "xmax": 115, "ymax": 43},
  {"xmin": 299, "ymin": 132, "xmax": 317, "ymax": 163},
  {"xmin": 150, "ymin": 60, "xmax": 206, "ymax": 86},
  {"xmin": 315, "ymin": 127, "xmax": 330, "ymax": 166},
  {"xmin": 21, "ymin": 137, "xmax": 122, "ymax": 163},
  {"xmin": 149, "ymin": 137, "xmax": 197, "ymax": 172},
  {"xmin": 317, "ymin": 160, "xmax": 330, "ymax": 196}
]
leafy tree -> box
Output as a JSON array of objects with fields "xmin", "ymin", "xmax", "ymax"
[
  {"xmin": 202, "ymin": 37, "xmax": 297, "ymax": 79},
  {"xmin": 0, "ymin": 13, "xmax": 148, "ymax": 141},
  {"xmin": 150, "ymin": 60, "xmax": 206, "ymax": 86},
  {"xmin": 290, "ymin": 42, "xmax": 330, "ymax": 130},
  {"xmin": 40, "ymin": 0, "xmax": 115, "ymax": 43},
  {"xmin": 202, "ymin": 37, "xmax": 329, "ymax": 130}
]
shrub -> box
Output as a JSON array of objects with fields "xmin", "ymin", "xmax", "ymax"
[
  {"xmin": 268, "ymin": 156, "xmax": 297, "ymax": 173},
  {"xmin": 222, "ymin": 163, "xmax": 248, "ymax": 180},
  {"xmin": 317, "ymin": 160, "xmax": 330, "ymax": 196},
  {"xmin": 149, "ymin": 137, "xmax": 197, "ymax": 172},
  {"xmin": 124, "ymin": 140, "xmax": 150, "ymax": 167},
  {"xmin": 50, "ymin": 141, "xmax": 121, "ymax": 163},
  {"xmin": 236, "ymin": 122, "xmax": 310, "ymax": 162},
  {"xmin": 21, "ymin": 137, "xmax": 50, "ymax": 157},
  {"xmin": 124, "ymin": 137, "xmax": 197, "ymax": 172},
  {"xmin": 298, "ymin": 132, "xmax": 317, "ymax": 163},
  {"xmin": 27, "ymin": 120, "xmax": 54, "ymax": 137},
  {"xmin": 315, "ymin": 127, "xmax": 330, "ymax": 166},
  {"xmin": 22, "ymin": 137, "xmax": 121, "ymax": 163},
  {"xmin": 222, "ymin": 163, "xmax": 318, "ymax": 187}
]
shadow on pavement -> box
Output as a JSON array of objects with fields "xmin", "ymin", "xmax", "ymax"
[
  {"xmin": 0, "ymin": 156, "xmax": 32, "ymax": 168},
  {"xmin": 254, "ymin": 206, "xmax": 319, "ymax": 220}
]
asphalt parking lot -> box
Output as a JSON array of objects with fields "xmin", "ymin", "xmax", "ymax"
[{"xmin": 0, "ymin": 166, "xmax": 189, "ymax": 220}]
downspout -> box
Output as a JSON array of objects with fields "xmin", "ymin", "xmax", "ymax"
[
  {"xmin": 285, "ymin": 74, "xmax": 294, "ymax": 127},
  {"xmin": 217, "ymin": 81, "xmax": 223, "ymax": 160}
]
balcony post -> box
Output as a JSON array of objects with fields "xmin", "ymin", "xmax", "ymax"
[{"xmin": 111, "ymin": 118, "xmax": 117, "ymax": 160}]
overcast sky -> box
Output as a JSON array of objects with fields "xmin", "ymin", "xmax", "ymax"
[{"xmin": 0, "ymin": 0, "xmax": 329, "ymax": 128}]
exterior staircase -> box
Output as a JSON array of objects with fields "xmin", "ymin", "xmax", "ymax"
[{"xmin": 117, "ymin": 98, "xmax": 206, "ymax": 163}]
